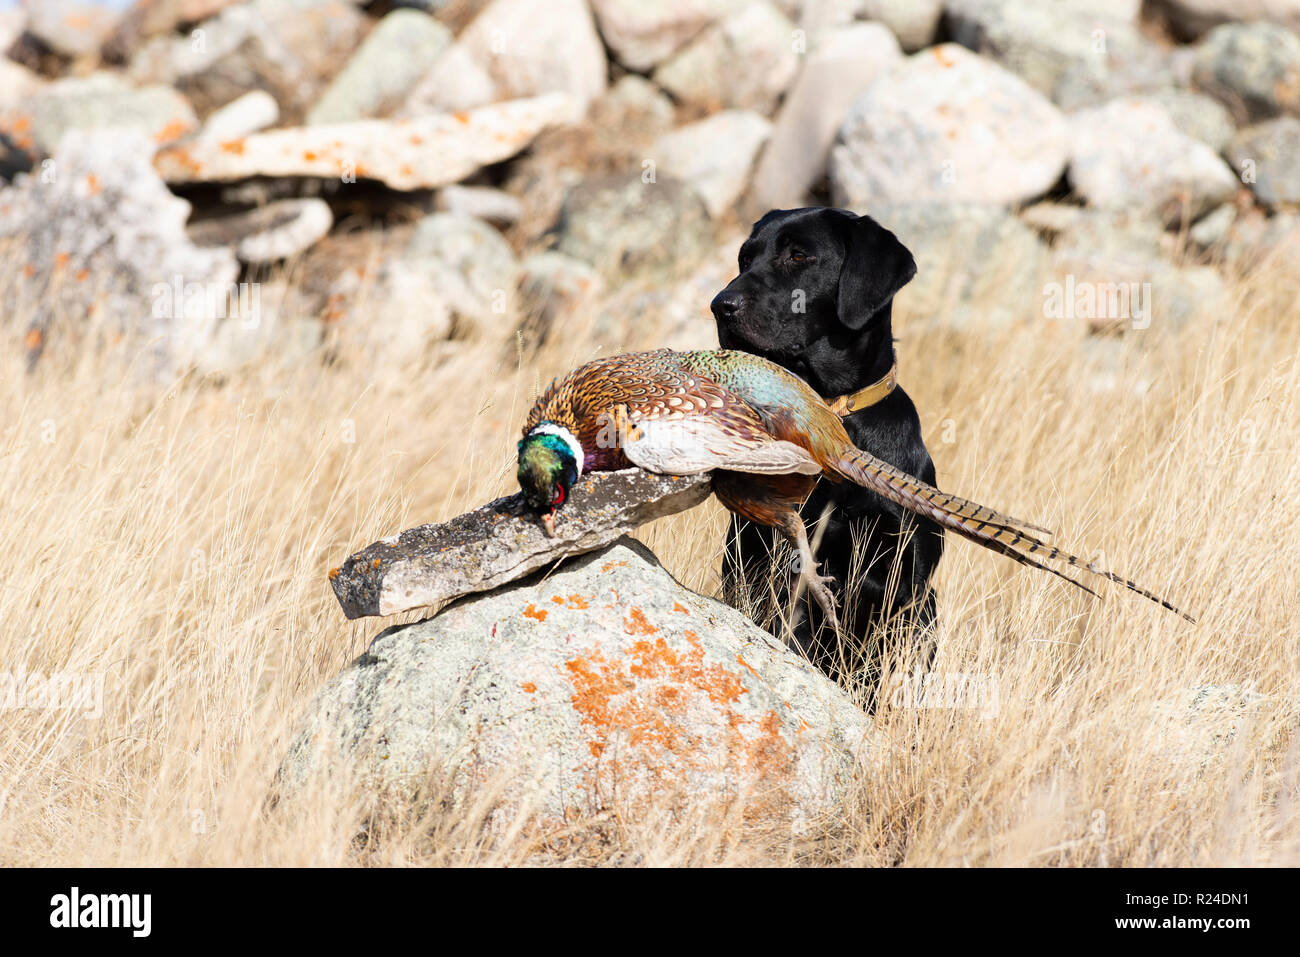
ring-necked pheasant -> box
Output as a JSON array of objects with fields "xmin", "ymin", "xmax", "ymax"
[{"xmin": 517, "ymin": 349, "xmax": 1194, "ymax": 628}]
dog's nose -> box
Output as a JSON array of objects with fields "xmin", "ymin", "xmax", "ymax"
[{"xmin": 711, "ymin": 289, "xmax": 744, "ymax": 321}]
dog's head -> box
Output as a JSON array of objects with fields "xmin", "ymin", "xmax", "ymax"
[{"xmin": 710, "ymin": 207, "xmax": 916, "ymax": 362}]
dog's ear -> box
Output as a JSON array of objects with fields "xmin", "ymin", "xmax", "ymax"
[{"xmin": 836, "ymin": 213, "xmax": 916, "ymax": 330}]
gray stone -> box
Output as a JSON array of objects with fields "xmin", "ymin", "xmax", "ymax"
[
  {"xmin": 343, "ymin": 259, "xmax": 455, "ymax": 351},
  {"xmin": 857, "ymin": 0, "xmax": 941, "ymax": 51},
  {"xmin": 287, "ymin": 537, "xmax": 876, "ymax": 832},
  {"xmin": 946, "ymin": 0, "xmax": 1169, "ymax": 109},
  {"xmin": 400, "ymin": 43, "xmax": 498, "ymax": 115},
  {"xmin": 22, "ymin": 0, "xmax": 118, "ymax": 57},
  {"xmin": 1067, "ymin": 97, "xmax": 1238, "ymax": 225},
  {"xmin": 598, "ymin": 74, "xmax": 677, "ymax": 133},
  {"xmin": 1221, "ymin": 208, "xmax": 1300, "ymax": 274},
  {"xmin": 102, "ymin": 0, "xmax": 242, "ymax": 63},
  {"xmin": 1143, "ymin": 88, "xmax": 1237, "ymax": 151},
  {"xmin": 193, "ymin": 277, "xmax": 323, "ymax": 375},
  {"xmin": 597, "ymin": 239, "xmax": 742, "ymax": 351},
  {"xmin": 516, "ymin": 251, "xmax": 604, "ymax": 348},
  {"xmin": 187, "ymin": 198, "xmax": 333, "ymax": 263},
  {"xmin": 589, "ymin": 0, "xmax": 740, "ymax": 72},
  {"xmin": 128, "ymin": 3, "xmax": 303, "ymax": 116},
  {"xmin": 154, "ymin": 93, "xmax": 576, "ymax": 190},
  {"xmin": 195, "ymin": 90, "xmax": 280, "ymax": 143},
  {"xmin": 1192, "ymin": 21, "xmax": 1300, "ymax": 122},
  {"xmin": 403, "ymin": 212, "xmax": 518, "ymax": 337},
  {"xmin": 1188, "ymin": 202, "xmax": 1237, "ymax": 248},
  {"xmin": 404, "ymin": 0, "xmax": 607, "ymax": 115},
  {"xmin": 328, "ymin": 471, "xmax": 713, "ymax": 618},
  {"xmin": 748, "ymin": 22, "xmax": 902, "ymax": 211},
  {"xmin": 1049, "ymin": 208, "xmax": 1167, "ymax": 264},
  {"xmin": 0, "ymin": 130, "xmax": 239, "ymax": 376},
  {"xmin": 1227, "ymin": 116, "xmax": 1300, "ymax": 208},
  {"xmin": 306, "ymin": 8, "xmax": 451, "ymax": 124},
  {"xmin": 830, "ymin": 44, "xmax": 1069, "ymax": 208},
  {"xmin": 554, "ymin": 173, "xmax": 713, "ymax": 277},
  {"xmin": 653, "ymin": 110, "xmax": 772, "ymax": 218},
  {"xmin": 30, "ymin": 73, "xmax": 198, "ymax": 155},
  {"xmin": 128, "ymin": 0, "xmax": 367, "ymax": 118},
  {"xmin": 1050, "ymin": 210, "xmax": 1227, "ymax": 328},
  {"xmin": 653, "ymin": 1, "xmax": 799, "ymax": 114},
  {"xmin": 1052, "ymin": 49, "xmax": 1177, "ymax": 113},
  {"xmin": 1150, "ymin": 0, "xmax": 1300, "ymax": 41},
  {"xmin": 862, "ymin": 202, "xmax": 1049, "ymax": 327},
  {"xmin": 438, "ymin": 184, "xmax": 523, "ymax": 224}
]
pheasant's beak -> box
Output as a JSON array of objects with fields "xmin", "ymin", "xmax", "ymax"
[{"xmin": 541, "ymin": 511, "xmax": 556, "ymax": 538}]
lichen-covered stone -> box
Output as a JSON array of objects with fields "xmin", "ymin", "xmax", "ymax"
[
  {"xmin": 287, "ymin": 538, "xmax": 877, "ymax": 832},
  {"xmin": 153, "ymin": 94, "xmax": 575, "ymax": 190},
  {"xmin": 0, "ymin": 129, "xmax": 238, "ymax": 375}
]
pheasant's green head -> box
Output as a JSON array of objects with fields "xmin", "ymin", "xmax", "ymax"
[{"xmin": 517, "ymin": 423, "xmax": 582, "ymax": 537}]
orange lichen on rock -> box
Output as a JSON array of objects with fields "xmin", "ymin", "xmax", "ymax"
[
  {"xmin": 623, "ymin": 606, "xmax": 656, "ymax": 635},
  {"xmin": 734, "ymin": 653, "xmax": 762, "ymax": 682},
  {"xmin": 155, "ymin": 146, "xmax": 201, "ymax": 176},
  {"xmin": 154, "ymin": 118, "xmax": 193, "ymax": 144},
  {"xmin": 551, "ymin": 594, "xmax": 590, "ymax": 609},
  {"xmin": 672, "ymin": 602, "xmax": 689, "ymax": 614},
  {"xmin": 600, "ymin": 560, "xmax": 627, "ymax": 573},
  {"xmin": 559, "ymin": 627, "xmax": 797, "ymax": 809},
  {"xmin": 521, "ymin": 681, "xmax": 537, "ymax": 694},
  {"xmin": 523, "ymin": 603, "xmax": 548, "ymax": 622}
]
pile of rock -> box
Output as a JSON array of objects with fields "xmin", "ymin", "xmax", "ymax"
[{"xmin": 2, "ymin": 0, "xmax": 1299, "ymax": 374}]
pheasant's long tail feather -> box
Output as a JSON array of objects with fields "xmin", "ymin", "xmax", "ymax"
[
  {"xmin": 841, "ymin": 448, "xmax": 1055, "ymax": 536},
  {"xmin": 830, "ymin": 447, "xmax": 1195, "ymax": 622}
]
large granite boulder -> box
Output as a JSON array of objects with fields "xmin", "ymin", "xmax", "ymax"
[
  {"xmin": 283, "ymin": 538, "xmax": 878, "ymax": 833},
  {"xmin": 830, "ymin": 44, "xmax": 1069, "ymax": 208}
]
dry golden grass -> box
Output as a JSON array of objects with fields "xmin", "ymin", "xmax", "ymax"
[{"xmin": 1, "ymin": 243, "xmax": 1297, "ymax": 867}]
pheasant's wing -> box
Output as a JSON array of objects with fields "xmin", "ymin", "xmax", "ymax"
[
  {"xmin": 611, "ymin": 366, "xmax": 822, "ymax": 476},
  {"xmin": 624, "ymin": 414, "xmax": 822, "ymax": 475}
]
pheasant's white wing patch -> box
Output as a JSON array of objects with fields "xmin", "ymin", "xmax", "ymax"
[{"xmin": 622, "ymin": 416, "xmax": 821, "ymax": 475}]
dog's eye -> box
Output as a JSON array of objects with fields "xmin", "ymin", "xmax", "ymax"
[
  {"xmin": 739, "ymin": 256, "xmax": 752, "ymax": 271},
  {"xmin": 790, "ymin": 249, "xmax": 812, "ymax": 264}
]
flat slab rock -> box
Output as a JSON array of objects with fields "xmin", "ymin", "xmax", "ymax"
[
  {"xmin": 329, "ymin": 468, "xmax": 712, "ymax": 618},
  {"xmin": 153, "ymin": 93, "xmax": 574, "ymax": 190}
]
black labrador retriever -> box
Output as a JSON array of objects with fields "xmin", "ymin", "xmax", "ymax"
[{"xmin": 710, "ymin": 207, "xmax": 943, "ymax": 694}]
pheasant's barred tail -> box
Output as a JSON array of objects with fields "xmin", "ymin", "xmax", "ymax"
[{"xmin": 831, "ymin": 448, "xmax": 1196, "ymax": 623}]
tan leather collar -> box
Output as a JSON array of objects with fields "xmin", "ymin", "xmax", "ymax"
[{"xmin": 827, "ymin": 362, "xmax": 898, "ymax": 417}]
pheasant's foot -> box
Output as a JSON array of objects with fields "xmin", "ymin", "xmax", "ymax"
[
  {"xmin": 779, "ymin": 508, "xmax": 841, "ymax": 636},
  {"xmin": 802, "ymin": 567, "xmax": 840, "ymax": 635}
]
